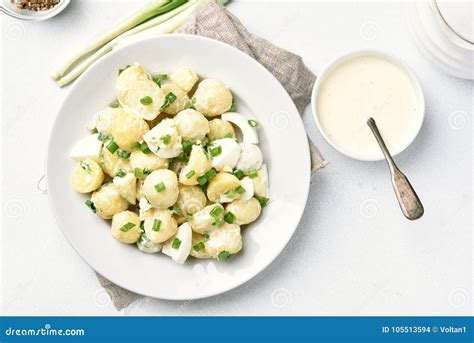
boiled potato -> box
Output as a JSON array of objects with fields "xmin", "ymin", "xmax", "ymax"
[
  {"xmin": 91, "ymin": 183, "xmax": 128, "ymax": 219},
  {"xmin": 193, "ymin": 79, "xmax": 233, "ymax": 117},
  {"xmin": 205, "ymin": 223, "xmax": 242, "ymax": 259},
  {"xmin": 137, "ymin": 233, "xmax": 162, "ymax": 254},
  {"xmin": 116, "ymin": 64, "xmax": 165, "ymax": 121},
  {"xmin": 175, "ymin": 185, "xmax": 207, "ymax": 216},
  {"xmin": 236, "ymin": 143, "xmax": 263, "ymax": 173},
  {"xmin": 174, "ymin": 109, "xmax": 209, "ymax": 142},
  {"xmin": 113, "ymin": 173, "xmax": 137, "ymax": 205},
  {"xmin": 189, "ymin": 203, "xmax": 224, "ymax": 234},
  {"xmin": 208, "ymin": 119, "xmax": 236, "ymax": 141},
  {"xmin": 225, "ymin": 198, "xmax": 261, "ymax": 225},
  {"xmin": 71, "ymin": 159, "xmax": 104, "ymax": 193},
  {"xmin": 160, "ymin": 83, "xmax": 190, "ymax": 115},
  {"xmin": 130, "ymin": 150, "xmax": 168, "ymax": 172},
  {"xmin": 92, "ymin": 107, "xmax": 117, "ymax": 134},
  {"xmin": 143, "ymin": 208, "xmax": 177, "ymax": 243},
  {"xmin": 207, "ymin": 172, "xmax": 241, "ymax": 203},
  {"xmin": 109, "ymin": 108, "xmax": 149, "ymax": 151},
  {"xmin": 143, "ymin": 118, "xmax": 182, "ymax": 158},
  {"xmin": 100, "ymin": 146, "xmax": 131, "ymax": 178},
  {"xmin": 170, "ymin": 66, "xmax": 199, "ymax": 92},
  {"xmin": 143, "ymin": 169, "xmax": 179, "ymax": 209},
  {"xmin": 189, "ymin": 232, "xmax": 212, "ymax": 259},
  {"xmin": 253, "ymin": 164, "xmax": 269, "ymax": 197},
  {"xmin": 136, "ymin": 179, "xmax": 145, "ymax": 201},
  {"xmin": 111, "ymin": 210, "xmax": 141, "ymax": 244},
  {"xmin": 179, "ymin": 145, "xmax": 211, "ymax": 186}
]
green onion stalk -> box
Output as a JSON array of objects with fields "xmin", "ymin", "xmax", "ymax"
[{"xmin": 52, "ymin": 0, "xmax": 229, "ymax": 87}]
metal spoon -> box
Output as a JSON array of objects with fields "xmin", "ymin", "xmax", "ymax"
[{"xmin": 367, "ymin": 117, "xmax": 424, "ymax": 220}]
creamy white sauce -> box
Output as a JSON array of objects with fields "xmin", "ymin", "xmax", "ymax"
[{"xmin": 316, "ymin": 55, "xmax": 423, "ymax": 160}]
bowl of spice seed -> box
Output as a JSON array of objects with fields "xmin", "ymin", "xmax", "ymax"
[{"xmin": 0, "ymin": 0, "xmax": 70, "ymax": 21}]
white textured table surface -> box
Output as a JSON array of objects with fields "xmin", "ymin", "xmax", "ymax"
[{"xmin": 1, "ymin": 1, "xmax": 472, "ymax": 316}]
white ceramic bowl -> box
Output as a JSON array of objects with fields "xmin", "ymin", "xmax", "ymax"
[
  {"xmin": 311, "ymin": 50, "xmax": 425, "ymax": 161},
  {"xmin": 47, "ymin": 35, "xmax": 311, "ymax": 300}
]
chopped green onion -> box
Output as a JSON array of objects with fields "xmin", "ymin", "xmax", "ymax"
[
  {"xmin": 233, "ymin": 169, "xmax": 244, "ymax": 180},
  {"xmin": 210, "ymin": 146, "xmax": 222, "ymax": 157},
  {"xmin": 140, "ymin": 142, "xmax": 151, "ymax": 154},
  {"xmin": 98, "ymin": 132, "xmax": 109, "ymax": 142},
  {"xmin": 140, "ymin": 221, "xmax": 145, "ymax": 232},
  {"xmin": 193, "ymin": 242, "xmax": 205, "ymax": 252},
  {"xmin": 118, "ymin": 65, "xmax": 131, "ymax": 75},
  {"xmin": 169, "ymin": 206, "xmax": 182, "ymax": 216},
  {"xmin": 106, "ymin": 139, "xmax": 119, "ymax": 154},
  {"xmin": 212, "ymin": 219, "xmax": 225, "ymax": 227},
  {"xmin": 182, "ymin": 140, "xmax": 192, "ymax": 154},
  {"xmin": 210, "ymin": 206, "xmax": 223, "ymax": 218},
  {"xmin": 152, "ymin": 74, "xmax": 168, "ymax": 87},
  {"xmin": 186, "ymin": 170, "xmax": 196, "ymax": 179},
  {"xmin": 224, "ymin": 212, "xmax": 235, "ymax": 224},
  {"xmin": 152, "ymin": 219, "xmax": 161, "ymax": 232},
  {"xmin": 224, "ymin": 189, "xmax": 237, "ymax": 198},
  {"xmin": 140, "ymin": 96, "xmax": 153, "ymax": 106},
  {"xmin": 85, "ymin": 200, "xmax": 96, "ymax": 213},
  {"xmin": 218, "ymin": 251, "xmax": 231, "ymax": 261},
  {"xmin": 154, "ymin": 182, "xmax": 166, "ymax": 193},
  {"xmin": 197, "ymin": 175, "xmax": 208, "ymax": 186},
  {"xmin": 130, "ymin": 142, "xmax": 141, "ymax": 150},
  {"xmin": 248, "ymin": 170, "xmax": 258, "ymax": 179},
  {"xmin": 255, "ymin": 195, "xmax": 269, "ymax": 207},
  {"xmin": 205, "ymin": 168, "xmax": 217, "ymax": 180},
  {"xmin": 160, "ymin": 92, "xmax": 177, "ymax": 112},
  {"xmin": 204, "ymin": 233, "xmax": 210, "ymax": 241},
  {"xmin": 116, "ymin": 149, "xmax": 131, "ymax": 159},
  {"xmin": 161, "ymin": 134, "xmax": 171, "ymax": 145},
  {"xmin": 116, "ymin": 169, "xmax": 127, "ymax": 177},
  {"xmin": 172, "ymin": 238, "xmax": 182, "ymax": 249},
  {"xmin": 120, "ymin": 222, "xmax": 136, "ymax": 232},
  {"xmin": 224, "ymin": 133, "xmax": 234, "ymax": 138},
  {"xmin": 80, "ymin": 161, "xmax": 92, "ymax": 173},
  {"xmin": 109, "ymin": 100, "xmax": 119, "ymax": 108},
  {"xmin": 248, "ymin": 119, "xmax": 259, "ymax": 128},
  {"xmin": 144, "ymin": 168, "xmax": 153, "ymax": 175},
  {"xmin": 229, "ymin": 100, "xmax": 236, "ymax": 112},
  {"xmin": 236, "ymin": 186, "xmax": 246, "ymax": 195},
  {"xmin": 190, "ymin": 96, "xmax": 196, "ymax": 109},
  {"xmin": 134, "ymin": 168, "xmax": 144, "ymax": 179}
]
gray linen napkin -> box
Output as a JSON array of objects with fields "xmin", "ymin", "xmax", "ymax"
[{"xmin": 97, "ymin": 0, "xmax": 326, "ymax": 311}]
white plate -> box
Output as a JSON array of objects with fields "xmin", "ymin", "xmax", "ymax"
[{"xmin": 47, "ymin": 35, "xmax": 310, "ymax": 300}]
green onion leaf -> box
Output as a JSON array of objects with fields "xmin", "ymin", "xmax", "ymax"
[
  {"xmin": 120, "ymin": 222, "xmax": 136, "ymax": 232},
  {"xmin": 205, "ymin": 168, "xmax": 217, "ymax": 180},
  {"xmin": 118, "ymin": 65, "xmax": 131, "ymax": 75},
  {"xmin": 193, "ymin": 242, "xmax": 205, "ymax": 252},
  {"xmin": 116, "ymin": 169, "xmax": 126, "ymax": 178},
  {"xmin": 255, "ymin": 195, "xmax": 270, "ymax": 207},
  {"xmin": 116, "ymin": 149, "xmax": 131, "ymax": 159},
  {"xmin": 169, "ymin": 206, "xmax": 182, "ymax": 216},
  {"xmin": 134, "ymin": 168, "xmax": 144, "ymax": 179},
  {"xmin": 140, "ymin": 96, "xmax": 153, "ymax": 106},
  {"xmin": 172, "ymin": 238, "xmax": 182, "ymax": 249},
  {"xmin": 80, "ymin": 161, "xmax": 92, "ymax": 173},
  {"xmin": 229, "ymin": 100, "xmax": 237, "ymax": 112},
  {"xmin": 154, "ymin": 182, "xmax": 166, "ymax": 193},
  {"xmin": 210, "ymin": 146, "xmax": 222, "ymax": 157},
  {"xmin": 197, "ymin": 175, "xmax": 208, "ymax": 186},
  {"xmin": 204, "ymin": 233, "xmax": 210, "ymax": 241},
  {"xmin": 85, "ymin": 200, "xmax": 96, "ymax": 213},
  {"xmin": 224, "ymin": 133, "xmax": 234, "ymax": 138},
  {"xmin": 218, "ymin": 251, "xmax": 231, "ymax": 261},
  {"xmin": 186, "ymin": 170, "xmax": 196, "ymax": 179},
  {"xmin": 152, "ymin": 74, "xmax": 168, "ymax": 87},
  {"xmin": 152, "ymin": 219, "xmax": 161, "ymax": 232},
  {"xmin": 210, "ymin": 206, "xmax": 223, "ymax": 218},
  {"xmin": 236, "ymin": 186, "xmax": 246, "ymax": 195},
  {"xmin": 224, "ymin": 189, "xmax": 237, "ymax": 198},
  {"xmin": 98, "ymin": 132, "xmax": 109, "ymax": 142},
  {"xmin": 212, "ymin": 219, "xmax": 225, "ymax": 227},
  {"xmin": 140, "ymin": 142, "xmax": 151, "ymax": 154},
  {"xmin": 106, "ymin": 139, "xmax": 119, "ymax": 154},
  {"xmin": 224, "ymin": 212, "xmax": 235, "ymax": 224},
  {"xmin": 140, "ymin": 221, "xmax": 145, "ymax": 233},
  {"xmin": 160, "ymin": 92, "xmax": 177, "ymax": 112},
  {"xmin": 182, "ymin": 140, "xmax": 192, "ymax": 154},
  {"xmin": 161, "ymin": 134, "xmax": 171, "ymax": 145},
  {"xmin": 248, "ymin": 119, "xmax": 259, "ymax": 128},
  {"xmin": 109, "ymin": 100, "xmax": 119, "ymax": 108},
  {"xmin": 233, "ymin": 169, "xmax": 244, "ymax": 180},
  {"xmin": 130, "ymin": 142, "xmax": 141, "ymax": 150},
  {"xmin": 248, "ymin": 170, "xmax": 258, "ymax": 179}
]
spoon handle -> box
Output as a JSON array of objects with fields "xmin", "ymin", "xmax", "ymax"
[{"xmin": 367, "ymin": 118, "xmax": 424, "ymax": 220}]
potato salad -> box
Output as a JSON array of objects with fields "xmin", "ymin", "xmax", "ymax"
[{"xmin": 69, "ymin": 64, "xmax": 269, "ymax": 264}]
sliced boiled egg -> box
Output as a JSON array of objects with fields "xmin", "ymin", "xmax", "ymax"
[
  {"xmin": 69, "ymin": 133, "xmax": 102, "ymax": 163},
  {"xmin": 209, "ymin": 138, "xmax": 241, "ymax": 171},
  {"xmin": 239, "ymin": 177, "xmax": 254, "ymax": 201},
  {"xmin": 162, "ymin": 222, "xmax": 193, "ymax": 264},
  {"xmin": 236, "ymin": 143, "xmax": 263, "ymax": 173},
  {"xmin": 221, "ymin": 112, "xmax": 259, "ymax": 144}
]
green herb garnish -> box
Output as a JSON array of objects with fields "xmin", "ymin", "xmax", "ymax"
[
  {"xmin": 255, "ymin": 195, "xmax": 269, "ymax": 207},
  {"xmin": 152, "ymin": 219, "xmax": 161, "ymax": 232},
  {"xmin": 210, "ymin": 146, "xmax": 222, "ymax": 157},
  {"xmin": 172, "ymin": 238, "xmax": 182, "ymax": 249},
  {"xmin": 118, "ymin": 65, "xmax": 131, "ymax": 75},
  {"xmin": 193, "ymin": 242, "xmax": 205, "ymax": 252},
  {"xmin": 106, "ymin": 139, "xmax": 119, "ymax": 154},
  {"xmin": 233, "ymin": 169, "xmax": 244, "ymax": 180},
  {"xmin": 140, "ymin": 142, "xmax": 151, "ymax": 154},
  {"xmin": 186, "ymin": 170, "xmax": 196, "ymax": 179},
  {"xmin": 212, "ymin": 219, "xmax": 225, "ymax": 227},
  {"xmin": 154, "ymin": 182, "xmax": 166, "ymax": 193},
  {"xmin": 205, "ymin": 168, "xmax": 217, "ymax": 180},
  {"xmin": 160, "ymin": 92, "xmax": 177, "ymax": 112},
  {"xmin": 161, "ymin": 134, "xmax": 171, "ymax": 145},
  {"xmin": 85, "ymin": 200, "xmax": 96, "ymax": 213},
  {"xmin": 218, "ymin": 251, "xmax": 231, "ymax": 261},
  {"xmin": 248, "ymin": 119, "xmax": 259, "ymax": 128},
  {"xmin": 120, "ymin": 222, "xmax": 136, "ymax": 232},
  {"xmin": 109, "ymin": 100, "xmax": 119, "ymax": 108},
  {"xmin": 229, "ymin": 101, "xmax": 237, "ymax": 112},
  {"xmin": 197, "ymin": 175, "xmax": 208, "ymax": 186},
  {"xmin": 224, "ymin": 212, "xmax": 235, "ymax": 224},
  {"xmin": 236, "ymin": 186, "xmax": 246, "ymax": 195},
  {"xmin": 152, "ymin": 74, "xmax": 168, "ymax": 87},
  {"xmin": 140, "ymin": 96, "xmax": 153, "ymax": 106},
  {"xmin": 116, "ymin": 169, "xmax": 126, "ymax": 177},
  {"xmin": 210, "ymin": 206, "xmax": 223, "ymax": 218},
  {"xmin": 98, "ymin": 132, "xmax": 109, "ymax": 142},
  {"xmin": 80, "ymin": 161, "xmax": 92, "ymax": 173},
  {"xmin": 116, "ymin": 149, "xmax": 131, "ymax": 159},
  {"xmin": 248, "ymin": 170, "xmax": 258, "ymax": 179},
  {"xmin": 130, "ymin": 142, "xmax": 141, "ymax": 150}
]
